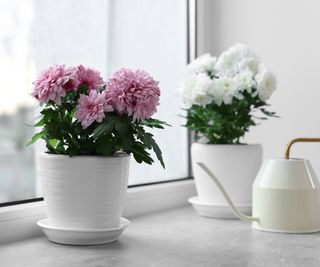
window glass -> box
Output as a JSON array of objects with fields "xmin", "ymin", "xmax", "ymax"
[{"xmin": 0, "ymin": 1, "xmax": 36, "ymax": 202}]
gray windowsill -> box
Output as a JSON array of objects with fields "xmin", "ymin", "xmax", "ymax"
[{"xmin": 1, "ymin": 206, "xmax": 320, "ymax": 267}]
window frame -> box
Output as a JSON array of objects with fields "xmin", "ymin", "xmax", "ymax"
[{"xmin": 0, "ymin": 0, "xmax": 197, "ymax": 244}]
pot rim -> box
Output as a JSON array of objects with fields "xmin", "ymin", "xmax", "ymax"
[
  {"xmin": 192, "ymin": 142, "xmax": 261, "ymax": 147},
  {"xmin": 40, "ymin": 151, "xmax": 130, "ymax": 159},
  {"xmin": 265, "ymin": 157, "xmax": 309, "ymax": 162}
]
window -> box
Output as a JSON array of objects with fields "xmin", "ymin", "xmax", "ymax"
[
  {"xmin": 0, "ymin": 1, "xmax": 36, "ymax": 203},
  {"xmin": 0, "ymin": 0, "xmax": 190, "ymax": 205}
]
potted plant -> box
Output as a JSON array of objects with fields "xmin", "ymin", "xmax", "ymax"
[
  {"xmin": 29, "ymin": 65, "xmax": 168, "ymax": 244},
  {"xmin": 179, "ymin": 44, "xmax": 277, "ymax": 218}
]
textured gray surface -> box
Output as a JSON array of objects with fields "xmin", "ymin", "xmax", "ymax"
[{"xmin": 1, "ymin": 206, "xmax": 320, "ymax": 267}]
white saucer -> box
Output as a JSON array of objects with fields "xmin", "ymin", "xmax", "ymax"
[
  {"xmin": 37, "ymin": 218, "xmax": 130, "ymax": 245},
  {"xmin": 188, "ymin": 196, "xmax": 251, "ymax": 219}
]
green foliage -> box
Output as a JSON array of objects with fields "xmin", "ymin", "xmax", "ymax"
[
  {"xmin": 185, "ymin": 92, "xmax": 277, "ymax": 144},
  {"xmin": 28, "ymin": 88, "xmax": 168, "ymax": 168}
]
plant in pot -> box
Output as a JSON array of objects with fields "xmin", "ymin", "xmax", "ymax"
[
  {"xmin": 29, "ymin": 65, "xmax": 168, "ymax": 245},
  {"xmin": 178, "ymin": 44, "xmax": 277, "ymax": 218}
]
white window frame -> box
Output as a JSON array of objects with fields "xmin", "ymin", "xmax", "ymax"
[{"xmin": 0, "ymin": 0, "xmax": 197, "ymax": 244}]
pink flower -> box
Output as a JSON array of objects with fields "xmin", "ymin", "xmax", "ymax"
[
  {"xmin": 105, "ymin": 68, "xmax": 160, "ymax": 120},
  {"xmin": 75, "ymin": 90, "xmax": 113, "ymax": 129},
  {"xmin": 75, "ymin": 65, "xmax": 105, "ymax": 91},
  {"xmin": 32, "ymin": 65, "xmax": 77, "ymax": 105}
]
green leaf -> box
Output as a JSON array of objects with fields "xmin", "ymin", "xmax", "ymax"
[
  {"xmin": 78, "ymin": 84, "xmax": 89, "ymax": 94},
  {"xmin": 95, "ymin": 139, "xmax": 113, "ymax": 155},
  {"xmin": 135, "ymin": 126, "xmax": 165, "ymax": 168},
  {"xmin": 115, "ymin": 117, "xmax": 129, "ymax": 134},
  {"xmin": 120, "ymin": 134, "xmax": 135, "ymax": 152},
  {"xmin": 41, "ymin": 108, "xmax": 59, "ymax": 118},
  {"xmin": 33, "ymin": 117, "xmax": 46, "ymax": 127},
  {"xmin": 142, "ymin": 118, "xmax": 171, "ymax": 128},
  {"xmin": 47, "ymin": 139, "xmax": 65, "ymax": 153},
  {"xmin": 131, "ymin": 144, "xmax": 153, "ymax": 165},
  {"xmin": 45, "ymin": 140, "xmax": 55, "ymax": 153},
  {"xmin": 132, "ymin": 152, "xmax": 152, "ymax": 165},
  {"xmin": 93, "ymin": 117, "xmax": 116, "ymax": 139},
  {"xmin": 27, "ymin": 132, "xmax": 43, "ymax": 146},
  {"xmin": 48, "ymin": 139, "xmax": 59, "ymax": 149},
  {"xmin": 73, "ymin": 123, "xmax": 84, "ymax": 135},
  {"xmin": 65, "ymin": 107, "xmax": 76, "ymax": 123},
  {"xmin": 148, "ymin": 135, "xmax": 165, "ymax": 168},
  {"xmin": 145, "ymin": 138, "xmax": 153, "ymax": 150},
  {"xmin": 182, "ymin": 91, "xmax": 278, "ymax": 144},
  {"xmin": 260, "ymin": 108, "xmax": 279, "ymax": 118}
]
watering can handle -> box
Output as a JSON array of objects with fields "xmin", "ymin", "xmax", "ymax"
[
  {"xmin": 197, "ymin": 162, "xmax": 259, "ymax": 222},
  {"xmin": 285, "ymin": 138, "xmax": 320, "ymax": 159}
]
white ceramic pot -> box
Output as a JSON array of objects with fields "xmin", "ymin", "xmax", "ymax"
[
  {"xmin": 39, "ymin": 153, "xmax": 130, "ymax": 229},
  {"xmin": 191, "ymin": 143, "xmax": 262, "ymax": 218}
]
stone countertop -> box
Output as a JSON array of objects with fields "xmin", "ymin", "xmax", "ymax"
[{"xmin": 1, "ymin": 206, "xmax": 320, "ymax": 267}]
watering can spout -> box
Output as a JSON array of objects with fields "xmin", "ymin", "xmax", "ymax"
[{"xmin": 197, "ymin": 162, "xmax": 259, "ymax": 223}]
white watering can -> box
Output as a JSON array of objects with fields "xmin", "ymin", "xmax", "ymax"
[{"xmin": 197, "ymin": 138, "xmax": 320, "ymax": 233}]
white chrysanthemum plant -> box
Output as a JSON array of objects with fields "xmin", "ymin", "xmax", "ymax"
[{"xmin": 179, "ymin": 44, "xmax": 277, "ymax": 144}]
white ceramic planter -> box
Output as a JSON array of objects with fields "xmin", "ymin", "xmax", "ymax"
[
  {"xmin": 39, "ymin": 153, "xmax": 130, "ymax": 229},
  {"xmin": 191, "ymin": 143, "xmax": 262, "ymax": 218}
]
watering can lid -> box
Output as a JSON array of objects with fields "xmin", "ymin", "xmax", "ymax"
[{"xmin": 254, "ymin": 158, "xmax": 320, "ymax": 189}]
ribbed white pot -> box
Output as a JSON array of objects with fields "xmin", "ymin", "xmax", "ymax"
[
  {"xmin": 191, "ymin": 143, "xmax": 262, "ymax": 217},
  {"xmin": 39, "ymin": 153, "xmax": 130, "ymax": 229}
]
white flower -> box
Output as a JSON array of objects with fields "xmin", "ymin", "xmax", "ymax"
[
  {"xmin": 215, "ymin": 44, "xmax": 258, "ymax": 76},
  {"xmin": 234, "ymin": 69, "xmax": 256, "ymax": 93},
  {"xmin": 239, "ymin": 56, "xmax": 259, "ymax": 75},
  {"xmin": 255, "ymin": 65, "xmax": 277, "ymax": 102},
  {"xmin": 178, "ymin": 43, "xmax": 277, "ymax": 109},
  {"xmin": 213, "ymin": 77, "xmax": 238, "ymax": 105},
  {"xmin": 178, "ymin": 73, "xmax": 214, "ymax": 107},
  {"xmin": 187, "ymin": 54, "xmax": 217, "ymax": 75}
]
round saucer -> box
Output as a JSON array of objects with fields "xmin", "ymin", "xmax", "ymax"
[
  {"xmin": 37, "ymin": 218, "xmax": 130, "ymax": 245},
  {"xmin": 188, "ymin": 196, "xmax": 251, "ymax": 219}
]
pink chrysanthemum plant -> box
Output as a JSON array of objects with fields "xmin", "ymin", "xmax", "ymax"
[{"xmin": 29, "ymin": 65, "xmax": 169, "ymax": 167}]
